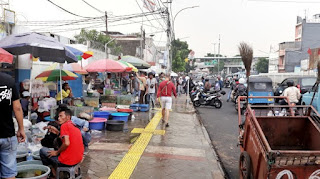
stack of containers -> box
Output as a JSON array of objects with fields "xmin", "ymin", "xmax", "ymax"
[{"xmin": 89, "ymin": 111, "xmax": 110, "ymax": 130}]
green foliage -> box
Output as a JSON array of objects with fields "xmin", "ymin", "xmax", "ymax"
[
  {"xmin": 256, "ymin": 58, "xmax": 269, "ymax": 73},
  {"xmin": 171, "ymin": 39, "xmax": 189, "ymax": 72},
  {"xmin": 74, "ymin": 29, "xmax": 122, "ymax": 55}
]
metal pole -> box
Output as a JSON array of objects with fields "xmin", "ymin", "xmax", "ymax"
[
  {"xmin": 105, "ymin": 11, "xmax": 108, "ymax": 35},
  {"xmin": 140, "ymin": 26, "xmax": 143, "ymax": 60},
  {"xmin": 60, "ymin": 63, "xmax": 63, "ymax": 104},
  {"xmin": 218, "ymin": 34, "xmax": 221, "ymax": 75},
  {"xmin": 166, "ymin": 7, "xmax": 171, "ymax": 72}
]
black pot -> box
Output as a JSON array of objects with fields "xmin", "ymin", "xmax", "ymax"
[{"xmin": 106, "ymin": 120, "xmax": 125, "ymax": 131}]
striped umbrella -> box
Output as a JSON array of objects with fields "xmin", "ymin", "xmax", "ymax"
[
  {"xmin": 118, "ymin": 60, "xmax": 138, "ymax": 72},
  {"xmin": 35, "ymin": 69, "xmax": 78, "ymax": 82}
]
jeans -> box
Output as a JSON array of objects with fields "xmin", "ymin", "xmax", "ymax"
[
  {"xmin": 40, "ymin": 147, "xmax": 73, "ymax": 167},
  {"xmin": 146, "ymin": 93, "xmax": 155, "ymax": 108},
  {"xmin": 0, "ymin": 136, "xmax": 18, "ymax": 178},
  {"xmin": 81, "ymin": 131, "xmax": 91, "ymax": 147},
  {"xmin": 178, "ymin": 85, "xmax": 183, "ymax": 95}
]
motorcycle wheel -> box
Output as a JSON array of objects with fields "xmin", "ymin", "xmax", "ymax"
[
  {"xmin": 214, "ymin": 100, "xmax": 222, "ymax": 109},
  {"xmin": 193, "ymin": 100, "xmax": 201, "ymax": 107}
]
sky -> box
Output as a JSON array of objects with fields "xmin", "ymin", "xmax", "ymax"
[{"xmin": 7, "ymin": 0, "xmax": 320, "ymax": 57}]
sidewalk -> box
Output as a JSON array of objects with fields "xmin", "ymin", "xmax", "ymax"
[{"xmin": 81, "ymin": 95, "xmax": 225, "ymax": 179}]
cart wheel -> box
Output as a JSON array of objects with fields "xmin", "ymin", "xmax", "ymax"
[{"xmin": 239, "ymin": 151, "xmax": 253, "ymax": 179}]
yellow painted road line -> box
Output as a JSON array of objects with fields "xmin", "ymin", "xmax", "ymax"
[{"xmin": 108, "ymin": 111, "xmax": 163, "ymax": 179}]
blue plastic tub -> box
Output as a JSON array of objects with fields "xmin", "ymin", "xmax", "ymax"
[
  {"xmin": 44, "ymin": 116, "xmax": 55, "ymax": 122},
  {"xmin": 139, "ymin": 104, "xmax": 150, "ymax": 112},
  {"xmin": 89, "ymin": 118, "xmax": 107, "ymax": 131},
  {"xmin": 111, "ymin": 113, "xmax": 130, "ymax": 122},
  {"xmin": 93, "ymin": 111, "xmax": 110, "ymax": 119},
  {"xmin": 130, "ymin": 104, "xmax": 139, "ymax": 112}
]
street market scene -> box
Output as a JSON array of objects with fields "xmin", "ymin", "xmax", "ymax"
[{"xmin": 1, "ymin": 0, "xmax": 320, "ymax": 179}]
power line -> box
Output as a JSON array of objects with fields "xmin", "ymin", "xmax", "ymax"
[
  {"xmin": 47, "ymin": 0, "xmax": 93, "ymax": 18},
  {"xmin": 34, "ymin": 17, "xmax": 165, "ymax": 33},
  {"xmin": 248, "ymin": 0, "xmax": 320, "ymax": 3},
  {"xmin": 81, "ymin": 0, "xmax": 104, "ymax": 13}
]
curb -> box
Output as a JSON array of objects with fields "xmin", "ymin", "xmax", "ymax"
[{"xmin": 187, "ymin": 102, "xmax": 226, "ymax": 178}]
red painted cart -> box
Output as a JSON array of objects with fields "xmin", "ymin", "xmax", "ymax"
[{"xmin": 237, "ymin": 96, "xmax": 320, "ymax": 179}]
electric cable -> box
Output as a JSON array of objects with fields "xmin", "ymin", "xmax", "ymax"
[
  {"xmin": 81, "ymin": 0, "xmax": 104, "ymax": 13},
  {"xmin": 47, "ymin": 0, "xmax": 93, "ymax": 18}
]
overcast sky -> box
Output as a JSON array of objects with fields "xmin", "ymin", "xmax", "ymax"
[{"xmin": 8, "ymin": 0, "xmax": 320, "ymax": 57}]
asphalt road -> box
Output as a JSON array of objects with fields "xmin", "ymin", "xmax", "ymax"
[{"xmin": 196, "ymin": 88, "xmax": 240, "ymax": 179}]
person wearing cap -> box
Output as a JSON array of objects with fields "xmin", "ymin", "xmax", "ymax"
[
  {"xmin": 56, "ymin": 83, "xmax": 73, "ymax": 105},
  {"xmin": 21, "ymin": 91, "xmax": 30, "ymax": 117}
]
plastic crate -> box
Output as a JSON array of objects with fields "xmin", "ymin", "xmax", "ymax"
[
  {"xmin": 84, "ymin": 97, "xmax": 99, "ymax": 107},
  {"xmin": 74, "ymin": 106, "xmax": 94, "ymax": 117},
  {"xmin": 117, "ymin": 95, "xmax": 132, "ymax": 105},
  {"xmin": 100, "ymin": 95, "xmax": 117, "ymax": 103},
  {"xmin": 101, "ymin": 103, "xmax": 116, "ymax": 108}
]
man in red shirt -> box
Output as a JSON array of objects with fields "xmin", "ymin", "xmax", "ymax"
[
  {"xmin": 40, "ymin": 107, "xmax": 84, "ymax": 177},
  {"xmin": 157, "ymin": 74, "xmax": 177, "ymax": 127}
]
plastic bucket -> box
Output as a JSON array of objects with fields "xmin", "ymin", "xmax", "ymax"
[
  {"xmin": 89, "ymin": 118, "xmax": 107, "ymax": 131},
  {"xmin": 117, "ymin": 109, "xmax": 133, "ymax": 120},
  {"xmin": 93, "ymin": 111, "xmax": 110, "ymax": 119},
  {"xmin": 16, "ymin": 164, "xmax": 50, "ymax": 179},
  {"xmin": 139, "ymin": 104, "xmax": 149, "ymax": 112},
  {"xmin": 111, "ymin": 113, "xmax": 130, "ymax": 122},
  {"xmin": 16, "ymin": 150, "xmax": 28, "ymax": 163},
  {"xmin": 130, "ymin": 104, "xmax": 139, "ymax": 112},
  {"xmin": 106, "ymin": 120, "xmax": 125, "ymax": 131},
  {"xmin": 32, "ymin": 150, "xmax": 40, "ymax": 160},
  {"xmin": 17, "ymin": 160, "xmax": 43, "ymax": 166}
]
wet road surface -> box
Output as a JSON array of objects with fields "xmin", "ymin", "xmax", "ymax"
[{"xmin": 196, "ymin": 88, "xmax": 240, "ymax": 179}]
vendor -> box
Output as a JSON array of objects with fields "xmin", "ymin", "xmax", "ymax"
[
  {"xmin": 105, "ymin": 73, "xmax": 114, "ymax": 89},
  {"xmin": 56, "ymin": 82, "xmax": 73, "ymax": 105},
  {"xmin": 40, "ymin": 107, "xmax": 84, "ymax": 178}
]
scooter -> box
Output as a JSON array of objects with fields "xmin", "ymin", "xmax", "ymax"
[
  {"xmin": 193, "ymin": 89, "xmax": 225, "ymax": 108},
  {"xmin": 235, "ymin": 97, "xmax": 247, "ymax": 115}
]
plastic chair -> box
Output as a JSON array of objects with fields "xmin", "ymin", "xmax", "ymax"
[{"xmin": 56, "ymin": 164, "xmax": 81, "ymax": 179}]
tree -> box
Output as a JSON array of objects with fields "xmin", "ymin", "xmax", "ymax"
[
  {"xmin": 74, "ymin": 29, "xmax": 122, "ymax": 55},
  {"xmin": 256, "ymin": 58, "xmax": 269, "ymax": 73},
  {"xmin": 171, "ymin": 39, "xmax": 189, "ymax": 72}
]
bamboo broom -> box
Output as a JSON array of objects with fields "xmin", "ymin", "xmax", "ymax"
[{"xmin": 238, "ymin": 42, "xmax": 253, "ymax": 104}]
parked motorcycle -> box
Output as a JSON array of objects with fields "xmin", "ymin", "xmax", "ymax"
[{"xmin": 193, "ymin": 89, "xmax": 225, "ymax": 108}]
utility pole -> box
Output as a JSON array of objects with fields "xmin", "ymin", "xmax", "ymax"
[
  {"xmin": 166, "ymin": 6, "xmax": 171, "ymax": 72},
  {"xmin": 140, "ymin": 26, "xmax": 143, "ymax": 60},
  {"xmin": 105, "ymin": 11, "xmax": 108, "ymax": 35},
  {"xmin": 218, "ymin": 34, "xmax": 221, "ymax": 75}
]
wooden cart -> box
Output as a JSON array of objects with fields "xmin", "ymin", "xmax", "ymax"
[{"xmin": 237, "ymin": 96, "xmax": 320, "ymax": 179}]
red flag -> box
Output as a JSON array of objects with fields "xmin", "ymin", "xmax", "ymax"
[
  {"xmin": 308, "ymin": 48, "xmax": 312, "ymax": 55},
  {"xmin": 318, "ymin": 49, "xmax": 320, "ymax": 55}
]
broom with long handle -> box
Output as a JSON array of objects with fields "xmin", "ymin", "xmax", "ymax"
[{"xmin": 238, "ymin": 42, "xmax": 253, "ymax": 104}]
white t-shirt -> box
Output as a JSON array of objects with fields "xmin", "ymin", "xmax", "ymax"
[
  {"xmin": 283, "ymin": 86, "xmax": 301, "ymax": 103},
  {"xmin": 147, "ymin": 78, "xmax": 157, "ymax": 94}
]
